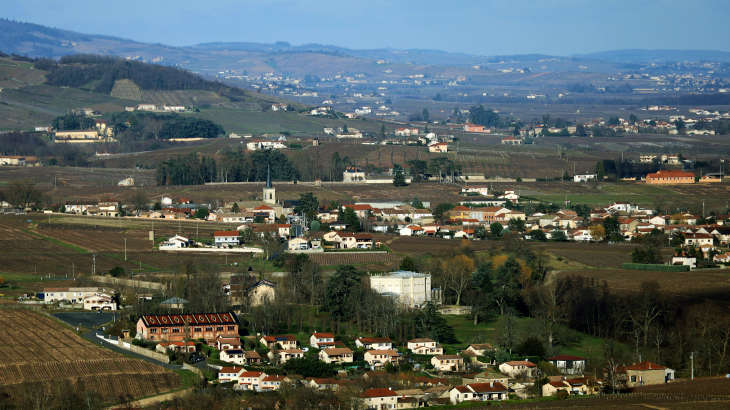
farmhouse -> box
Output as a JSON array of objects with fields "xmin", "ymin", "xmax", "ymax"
[
  {"xmin": 310, "ymin": 332, "xmax": 337, "ymax": 349},
  {"xmin": 428, "ymin": 142, "xmax": 448, "ymax": 153},
  {"xmin": 363, "ymin": 350, "xmax": 399, "ymax": 367},
  {"xmin": 44, "ymin": 287, "xmax": 103, "ymax": 304},
  {"xmin": 83, "ymin": 293, "xmax": 117, "ymax": 310},
  {"xmin": 155, "ymin": 341, "xmax": 196, "ymax": 354},
  {"xmin": 646, "ymin": 170, "xmax": 695, "ymax": 184},
  {"xmin": 355, "ymin": 337, "xmax": 393, "ymax": 350},
  {"xmin": 0, "ymin": 156, "xmax": 25, "ymax": 165},
  {"xmin": 499, "ymin": 360, "xmax": 537, "ymax": 377},
  {"xmin": 218, "ymin": 366, "xmax": 245, "ymax": 383},
  {"xmin": 136, "ymin": 312, "xmax": 240, "ymax": 342},
  {"xmin": 407, "ymin": 338, "xmax": 444, "ymax": 355},
  {"xmin": 214, "ymin": 231, "xmax": 240, "ymax": 247},
  {"xmin": 269, "ymin": 349, "xmax": 305, "ymax": 364},
  {"xmin": 625, "ymin": 361, "xmax": 675, "ymax": 387},
  {"xmin": 343, "ymin": 166, "xmax": 366, "ymax": 182},
  {"xmin": 361, "ymin": 388, "xmax": 398, "ymax": 409},
  {"xmin": 501, "ymin": 136, "xmax": 522, "ymax": 145}
]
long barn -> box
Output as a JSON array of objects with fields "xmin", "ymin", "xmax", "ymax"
[{"xmin": 137, "ymin": 312, "xmax": 240, "ymax": 342}]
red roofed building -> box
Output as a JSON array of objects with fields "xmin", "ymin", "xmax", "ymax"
[
  {"xmin": 547, "ymin": 355, "xmax": 587, "ymax": 375},
  {"xmin": 238, "ymin": 371, "xmax": 266, "ymax": 390},
  {"xmin": 429, "ymin": 142, "xmax": 448, "ymax": 153},
  {"xmin": 259, "ymin": 334, "xmax": 298, "ymax": 349},
  {"xmin": 310, "ymin": 332, "xmax": 336, "ymax": 348},
  {"xmin": 214, "ymin": 231, "xmax": 240, "ymax": 246},
  {"xmin": 625, "ymin": 361, "xmax": 674, "ymax": 387},
  {"xmin": 261, "ymin": 375, "xmax": 288, "ymax": 390},
  {"xmin": 136, "ymin": 312, "xmax": 239, "ymax": 342},
  {"xmin": 361, "ymin": 388, "xmax": 398, "ymax": 408},
  {"xmin": 646, "ymin": 170, "xmax": 695, "ymax": 184}
]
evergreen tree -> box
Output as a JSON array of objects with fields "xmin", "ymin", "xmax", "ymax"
[
  {"xmin": 324, "ymin": 265, "xmax": 361, "ymax": 321},
  {"xmin": 393, "ymin": 171, "xmax": 407, "ymax": 187},
  {"xmin": 422, "ymin": 108, "xmax": 430, "ymax": 123}
]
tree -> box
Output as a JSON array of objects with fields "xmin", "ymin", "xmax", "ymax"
[
  {"xmin": 442, "ymin": 254, "xmax": 475, "ymax": 306},
  {"xmin": 596, "ymin": 161, "xmax": 605, "ymax": 181},
  {"xmin": 589, "ymin": 225, "xmax": 606, "ymax": 242},
  {"xmin": 380, "ymin": 123, "xmax": 386, "ymax": 138},
  {"xmin": 193, "ymin": 208, "xmax": 209, "ymax": 220},
  {"xmin": 493, "ymin": 257, "xmax": 522, "ymax": 314},
  {"xmin": 325, "ymin": 265, "xmax": 361, "ymax": 321},
  {"xmin": 472, "ymin": 261, "xmax": 494, "ymax": 293},
  {"xmin": 282, "ymin": 358, "xmax": 337, "ymax": 378},
  {"xmin": 393, "ymin": 171, "xmax": 407, "ymax": 187},
  {"xmin": 294, "ymin": 192, "xmax": 319, "ymax": 215},
  {"xmin": 342, "ymin": 124, "xmax": 349, "ymax": 133},
  {"xmin": 231, "ymin": 202, "xmax": 240, "ymax": 213},
  {"xmin": 432, "ymin": 203, "xmax": 454, "ymax": 224},
  {"xmin": 129, "ymin": 191, "xmax": 149, "ymax": 214},
  {"xmin": 422, "ymin": 108, "xmax": 430, "ymax": 123},
  {"xmin": 563, "ymin": 171, "xmax": 570, "ymax": 181},
  {"xmin": 490, "ymin": 222, "xmax": 504, "ymax": 238},
  {"xmin": 5, "ymin": 181, "xmax": 41, "ymax": 209},
  {"xmin": 413, "ymin": 302, "xmax": 458, "ymax": 343},
  {"xmin": 407, "ymin": 159, "xmax": 428, "ymax": 182},
  {"xmin": 400, "ymin": 255, "xmax": 418, "ymax": 272},
  {"xmin": 495, "ymin": 312, "xmax": 521, "ymax": 351},
  {"xmin": 341, "ymin": 207, "xmax": 360, "ymax": 231},
  {"xmin": 153, "ymin": 202, "xmax": 162, "ymax": 211},
  {"xmin": 603, "ymin": 216, "xmax": 622, "ymax": 241},
  {"xmin": 109, "ymin": 266, "xmax": 126, "ymax": 277},
  {"xmin": 551, "ymin": 230, "xmax": 568, "ymax": 242},
  {"xmin": 530, "ymin": 229, "xmax": 547, "ymax": 241},
  {"xmin": 507, "ymin": 218, "xmax": 526, "ymax": 234}
]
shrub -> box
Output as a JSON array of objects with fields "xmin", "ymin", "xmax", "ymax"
[{"xmin": 556, "ymin": 390, "xmax": 569, "ymax": 400}]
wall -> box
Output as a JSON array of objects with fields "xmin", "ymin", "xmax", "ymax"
[{"xmin": 93, "ymin": 275, "xmax": 165, "ymax": 290}]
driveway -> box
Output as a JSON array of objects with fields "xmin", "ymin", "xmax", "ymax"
[{"xmin": 52, "ymin": 312, "xmax": 117, "ymax": 329}]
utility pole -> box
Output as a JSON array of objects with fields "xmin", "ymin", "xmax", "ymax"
[
  {"xmin": 690, "ymin": 352, "xmax": 694, "ymax": 380},
  {"xmin": 124, "ymin": 238, "xmax": 127, "ymax": 261},
  {"xmin": 93, "ymin": 254, "xmax": 96, "ymax": 276}
]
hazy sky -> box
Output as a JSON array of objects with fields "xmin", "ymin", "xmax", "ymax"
[{"xmin": 5, "ymin": 0, "xmax": 730, "ymax": 55}]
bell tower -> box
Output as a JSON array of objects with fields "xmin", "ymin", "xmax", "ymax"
[{"xmin": 263, "ymin": 165, "xmax": 276, "ymax": 204}]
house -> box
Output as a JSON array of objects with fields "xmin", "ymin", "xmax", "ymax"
[
  {"xmin": 261, "ymin": 375, "xmax": 289, "ymax": 391},
  {"xmin": 431, "ymin": 355, "xmax": 464, "ymax": 371},
  {"xmin": 216, "ymin": 336, "xmax": 242, "ymax": 351},
  {"xmin": 465, "ymin": 382, "xmax": 509, "ymax": 401},
  {"xmin": 429, "ymin": 142, "xmax": 448, "ymax": 153},
  {"xmin": 319, "ymin": 348, "xmax": 354, "ymax": 364},
  {"xmin": 244, "ymin": 350, "xmax": 262, "ymax": 365},
  {"xmin": 640, "ymin": 155, "xmax": 657, "ymax": 163},
  {"xmin": 625, "ymin": 361, "xmax": 674, "ymax": 387},
  {"xmin": 343, "ymin": 167, "xmax": 366, "ymax": 182},
  {"xmin": 465, "ymin": 343, "xmax": 493, "ymax": 357},
  {"xmin": 470, "ymin": 369, "xmax": 509, "ymax": 385},
  {"xmin": 672, "ymin": 251, "xmax": 697, "ymax": 268},
  {"xmin": 244, "ymin": 279, "xmax": 277, "ymax": 307},
  {"xmin": 713, "ymin": 251, "xmax": 730, "ymax": 263},
  {"xmin": 268, "ymin": 349, "xmax": 305, "ymax": 364},
  {"xmin": 361, "ymin": 388, "xmax": 398, "ymax": 409},
  {"xmin": 271, "ymin": 103, "xmax": 288, "ymax": 111},
  {"xmin": 646, "ymin": 170, "xmax": 695, "ymax": 184},
  {"xmin": 252, "ymin": 204, "xmax": 278, "ymax": 220},
  {"xmin": 218, "ymin": 366, "xmax": 245, "ymax": 383},
  {"xmin": 82, "ymin": 294, "xmax": 117, "ymax": 310},
  {"xmin": 155, "ymin": 341, "xmax": 196, "ymax": 354},
  {"xmin": 547, "ymin": 355, "xmax": 587, "ymax": 375},
  {"xmin": 307, "ymin": 378, "xmax": 341, "ymax": 390},
  {"xmin": 464, "ymin": 123, "xmax": 488, "ymax": 133},
  {"xmin": 334, "ymin": 232, "xmax": 373, "ymax": 249},
  {"xmin": 448, "ymin": 386, "xmax": 477, "ymax": 404},
  {"xmin": 684, "ymin": 233, "xmax": 714, "ymax": 246},
  {"xmin": 214, "ymin": 231, "xmax": 240, "ymax": 247},
  {"xmin": 238, "ymin": 371, "xmax": 267, "ymax": 390},
  {"xmin": 44, "ymin": 287, "xmax": 104, "ymax": 304},
  {"xmin": 159, "ymin": 235, "xmax": 190, "ymax": 249},
  {"xmin": 371, "ymin": 271, "xmax": 434, "ymax": 308},
  {"xmin": 136, "ymin": 312, "xmax": 239, "ymax": 343},
  {"xmin": 399, "ymin": 225, "xmax": 425, "ymax": 236},
  {"xmin": 221, "ymin": 349, "xmax": 246, "ymax": 365},
  {"xmin": 0, "ymin": 156, "xmax": 26, "ymax": 165},
  {"xmin": 461, "ymin": 186, "xmax": 489, "ymax": 196},
  {"xmin": 542, "ymin": 381, "xmax": 570, "ymax": 397},
  {"xmin": 499, "ymin": 360, "xmax": 537, "ymax": 377},
  {"xmin": 310, "ymin": 332, "xmax": 337, "ymax": 349},
  {"xmin": 260, "ymin": 335, "xmax": 298, "ymax": 349},
  {"xmin": 501, "ymin": 136, "xmax": 522, "ymax": 145},
  {"xmin": 364, "ymin": 350, "xmax": 399, "ymax": 367},
  {"xmin": 355, "ymin": 337, "xmax": 393, "ymax": 350},
  {"xmin": 574, "ymin": 174, "xmax": 597, "ymax": 182},
  {"xmin": 407, "ymin": 338, "xmax": 443, "ymax": 355}
]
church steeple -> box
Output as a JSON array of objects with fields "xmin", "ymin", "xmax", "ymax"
[
  {"xmin": 263, "ymin": 164, "xmax": 276, "ymax": 204},
  {"xmin": 266, "ymin": 164, "xmax": 272, "ymax": 189}
]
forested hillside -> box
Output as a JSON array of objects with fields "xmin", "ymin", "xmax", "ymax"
[{"xmin": 35, "ymin": 54, "xmax": 249, "ymax": 100}]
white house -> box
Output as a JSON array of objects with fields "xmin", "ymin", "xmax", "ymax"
[
  {"xmin": 363, "ymin": 350, "xmax": 399, "ymax": 367},
  {"xmin": 407, "ymin": 338, "xmax": 443, "ymax": 355},
  {"xmin": 574, "ymin": 174, "xmax": 597, "ymax": 182},
  {"xmin": 431, "ymin": 355, "xmax": 463, "ymax": 371},
  {"xmin": 214, "ymin": 231, "xmax": 240, "ymax": 247},
  {"xmin": 319, "ymin": 348, "xmax": 354, "ymax": 364},
  {"xmin": 218, "ymin": 367, "xmax": 245, "ymax": 383},
  {"xmin": 221, "ymin": 349, "xmax": 246, "ymax": 365},
  {"xmin": 547, "ymin": 355, "xmax": 586, "ymax": 375},
  {"xmin": 499, "ymin": 360, "xmax": 537, "ymax": 377},
  {"xmin": 310, "ymin": 332, "xmax": 337, "ymax": 349},
  {"xmin": 159, "ymin": 235, "xmax": 190, "ymax": 249},
  {"xmin": 370, "ymin": 271, "xmax": 433, "ymax": 308},
  {"xmin": 461, "ymin": 186, "xmax": 489, "ymax": 196},
  {"xmin": 399, "ymin": 225, "xmax": 425, "ymax": 236},
  {"xmin": 268, "ymin": 349, "xmax": 304, "ymax": 364},
  {"xmin": 355, "ymin": 337, "xmax": 393, "ymax": 350},
  {"xmin": 82, "ymin": 294, "xmax": 117, "ymax": 310}
]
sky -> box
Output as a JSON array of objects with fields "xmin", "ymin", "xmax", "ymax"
[{"xmin": 4, "ymin": 0, "xmax": 730, "ymax": 55}]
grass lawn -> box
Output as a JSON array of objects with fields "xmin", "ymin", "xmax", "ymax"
[{"xmin": 443, "ymin": 314, "xmax": 608, "ymax": 360}]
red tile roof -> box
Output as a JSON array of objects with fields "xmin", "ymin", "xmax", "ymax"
[
  {"xmin": 625, "ymin": 361, "xmax": 666, "ymax": 371},
  {"xmin": 362, "ymin": 388, "xmax": 398, "ymax": 398},
  {"xmin": 214, "ymin": 231, "xmax": 240, "ymax": 237}
]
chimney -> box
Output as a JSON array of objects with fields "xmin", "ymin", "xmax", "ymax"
[{"xmin": 490, "ymin": 382, "xmax": 494, "ymax": 387}]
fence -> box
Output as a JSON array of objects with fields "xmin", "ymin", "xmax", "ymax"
[{"xmin": 621, "ymin": 263, "xmax": 690, "ymax": 272}]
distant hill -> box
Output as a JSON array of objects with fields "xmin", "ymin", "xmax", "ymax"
[{"xmin": 575, "ymin": 49, "xmax": 730, "ymax": 63}]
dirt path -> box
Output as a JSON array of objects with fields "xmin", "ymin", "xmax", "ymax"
[{"xmin": 106, "ymin": 387, "xmax": 192, "ymax": 409}]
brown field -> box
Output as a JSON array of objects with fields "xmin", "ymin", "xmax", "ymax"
[
  {"xmin": 492, "ymin": 394, "xmax": 730, "ymax": 410},
  {"xmin": 0, "ymin": 310, "xmax": 181, "ymax": 400},
  {"xmin": 555, "ymin": 268, "xmax": 730, "ymax": 304},
  {"xmin": 535, "ymin": 243, "xmax": 633, "ymax": 269},
  {"xmin": 630, "ymin": 377, "xmax": 730, "ymax": 395},
  {"xmin": 384, "ymin": 235, "xmax": 499, "ymax": 256},
  {"xmin": 309, "ymin": 252, "xmax": 402, "ymax": 266}
]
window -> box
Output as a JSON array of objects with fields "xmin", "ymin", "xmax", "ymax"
[
  {"xmin": 162, "ymin": 328, "xmax": 168, "ymax": 333},
  {"xmin": 194, "ymin": 327, "xmax": 202, "ymax": 332},
  {"xmin": 172, "ymin": 328, "xmax": 180, "ymax": 333},
  {"xmin": 630, "ymin": 376, "xmax": 637, "ymax": 382},
  {"xmin": 217, "ymin": 326, "xmax": 224, "ymax": 331},
  {"xmin": 205, "ymin": 327, "xmax": 213, "ymax": 332},
  {"xmin": 228, "ymin": 326, "xmax": 235, "ymax": 331},
  {"xmin": 150, "ymin": 329, "xmax": 157, "ymax": 334}
]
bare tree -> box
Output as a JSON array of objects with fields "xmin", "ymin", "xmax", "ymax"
[{"xmin": 531, "ymin": 279, "xmax": 567, "ymax": 350}]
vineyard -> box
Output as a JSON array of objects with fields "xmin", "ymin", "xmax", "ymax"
[
  {"xmin": 454, "ymin": 154, "xmax": 514, "ymax": 178},
  {"xmin": 538, "ymin": 244, "xmax": 633, "ymax": 268},
  {"xmin": 110, "ymin": 79, "xmax": 143, "ymax": 101},
  {"xmin": 386, "ymin": 236, "xmax": 499, "ymax": 256},
  {"xmin": 0, "ymin": 310, "xmax": 181, "ymax": 400},
  {"xmin": 142, "ymin": 90, "xmax": 227, "ymax": 106},
  {"xmin": 310, "ymin": 252, "xmax": 402, "ymax": 266}
]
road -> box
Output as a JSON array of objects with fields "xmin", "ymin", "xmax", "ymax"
[{"xmin": 52, "ymin": 311, "xmax": 117, "ymax": 329}]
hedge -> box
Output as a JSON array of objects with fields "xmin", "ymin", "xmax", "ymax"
[{"xmin": 621, "ymin": 263, "xmax": 689, "ymax": 272}]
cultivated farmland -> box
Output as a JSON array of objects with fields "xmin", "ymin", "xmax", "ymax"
[
  {"xmin": 309, "ymin": 252, "xmax": 402, "ymax": 266},
  {"xmin": 0, "ymin": 310, "xmax": 181, "ymax": 400},
  {"xmin": 110, "ymin": 79, "xmax": 143, "ymax": 101}
]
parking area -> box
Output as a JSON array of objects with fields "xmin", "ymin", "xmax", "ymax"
[{"xmin": 52, "ymin": 312, "xmax": 117, "ymax": 329}]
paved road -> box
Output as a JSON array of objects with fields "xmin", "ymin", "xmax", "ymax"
[{"xmin": 52, "ymin": 312, "xmax": 117, "ymax": 329}]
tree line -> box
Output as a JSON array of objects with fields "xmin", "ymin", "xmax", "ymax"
[
  {"xmin": 156, "ymin": 149, "xmax": 298, "ymax": 186},
  {"xmin": 35, "ymin": 54, "xmax": 248, "ymax": 101}
]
